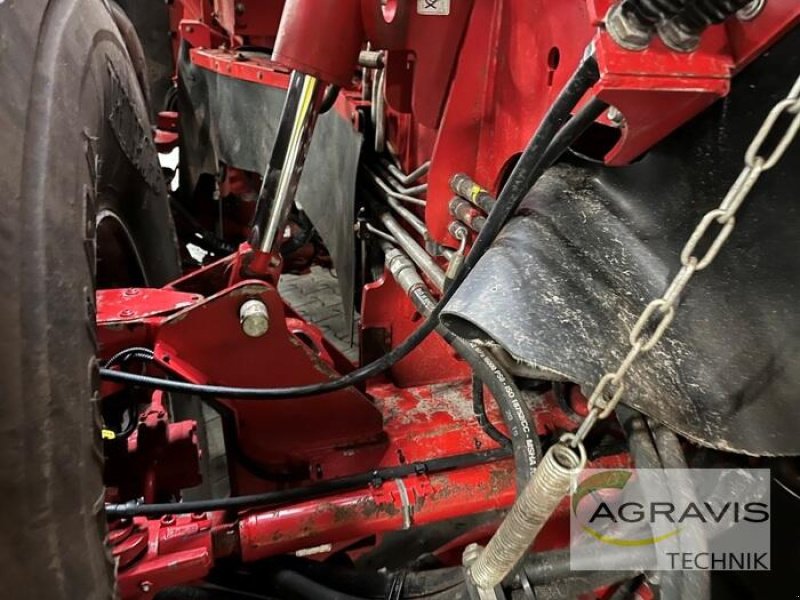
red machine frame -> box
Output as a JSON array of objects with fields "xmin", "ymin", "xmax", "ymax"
[{"xmin": 102, "ymin": 1, "xmax": 800, "ymax": 597}]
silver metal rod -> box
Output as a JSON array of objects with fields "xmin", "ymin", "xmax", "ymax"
[
  {"xmin": 375, "ymin": 161, "xmax": 429, "ymax": 199},
  {"xmin": 365, "ymin": 223, "xmax": 398, "ymax": 245},
  {"xmin": 381, "ymin": 159, "xmax": 431, "ymax": 187},
  {"xmin": 404, "ymin": 182, "xmax": 428, "ymax": 196},
  {"xmin": 378, "ymin": 211, "xmax": 446, "ymax": 292},
  {"xmin": 250, "ymin": 71, "xmax": 325, "ymax": 254},
  {"xmin": 364, "ymin": 166, "xmax": 429, "ymax": 234}
]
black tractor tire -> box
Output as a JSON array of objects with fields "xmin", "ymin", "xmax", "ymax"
[{"xmin": 0, "ymin": 0, "xmax": 180, "ymax": 598}]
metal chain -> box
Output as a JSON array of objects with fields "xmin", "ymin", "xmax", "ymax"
[{"xmin": 564, "ymin": 72, "xmax": 800, "ymax": 451}]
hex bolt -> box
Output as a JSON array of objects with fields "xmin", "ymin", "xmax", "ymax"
[
  {"xmin": 239, "ymin": 299, "xmax": 269, "ymax": 337},
  {"xmin": 607, "ymin": 106, "xmax": 625, "ymax": 126},
  {"xmin": 604, "ymin": 2, "xmax": 653, "ymax": 51},
  {"xmin": 657, "ymin": 18, "xmax": 701, "ymax": 52},
  {"xmin": 736, "ymin": 0, "xmax": 765, "ymax": 21}
]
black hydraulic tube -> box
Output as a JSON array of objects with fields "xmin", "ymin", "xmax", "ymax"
[
  {"xmin": 99, "ymin": 51, "xmax": 601, "ymax": 400},
  {"xmin": 265, "ymin": 571, "xmax": 468, "ymax": 600},
  {"xmin": 319, "ymin": 84, "xmax": 340, "ymax": 114},
  {"xmin": 539, "ymin": 96, "xmax": 610, "ymax": 167},
  {"xmin": 472, "ymin": 376, "xmax": 512, "ymax": 449},
  {"xmin": 617, "ymin": 406, "xmax": 680, "ymax": 600},
  {"xmin": 449, "ymin": 96, "xmax": 610, "ymax": 220},
  {"xmin": 522, "ymin": 548, "xmax": 646, "ymax": 586},
  {"xmin": 270, "ymin": 571, "xmax": 369, "ymax": 600},
  {"xmin": 382, "ymin": 244, "xmax": 541, "ymax": 489},
  {"xmin": 211, "ymin": 557, "xmax": 465, "ymax": 600},
  {"xmin": 105, "ymin": 447, "xmax": 510, "ymax": 517},
  {"xmin": 650, "ymin": 419, "xmax": 710, "ymax": 600}
]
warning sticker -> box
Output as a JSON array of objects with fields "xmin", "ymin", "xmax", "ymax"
[{"xmin": 417, "ymin": 0, "xmax": 450, "ymax": 16}]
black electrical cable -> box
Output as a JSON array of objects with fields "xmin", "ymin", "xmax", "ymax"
[
  {"xmin": 103, "ymin": 346, "xmax": 155, "ymax": 368},
  {"xmin": 99, "ymin": 50, "xmax": 600, "ymax": 399},
  {"xmin": 169, "ymin": 196, "xmax": 237, "ymax": 256},
  {"xmin": 105, "ymin": 447, "xmax": 510, "ymax": 517},
  {"xmin": 471, "ymin": 376, "xmax": 512, "ymax": 449},
  {"xmin": 539, "ymin": 96, "xmax": 610, "ymax": 168},
  {"xmin": 102, "ymin": 347, "xmax": 157, "ymax": 438},
  {"xmin": 106, "ymin": 349, "xmax": 302, "ymax": 482}
]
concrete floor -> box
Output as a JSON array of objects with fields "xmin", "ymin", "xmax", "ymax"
[{"xmin": 278, "ymin": 267, "xmax": 359, "ymax": 361}]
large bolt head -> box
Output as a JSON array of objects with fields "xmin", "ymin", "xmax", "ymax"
[
  {"xmin": 737, "ymin": 0, "xmax": 765, "ymax": 21},
  {"xmin": 657, "ymin": 19, "xmax": 700, "ymax": 53},
  {"xmin": 605, "ymin": 3, "xmax": 653, "ymax": 51},
  {"xmin": 239, "ymin": 299, "xmax": 269, "ymax": 337}
]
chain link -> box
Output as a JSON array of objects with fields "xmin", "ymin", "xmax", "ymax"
[{"xmin": 568, "ymin": 73, "xmax": 800, "ymax": 450}]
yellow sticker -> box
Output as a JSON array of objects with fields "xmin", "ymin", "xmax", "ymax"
[
  {"xmin": 470, "ymin": 183, "xmax": 484, "ymax": 202},
  {"xmin": 101, "ymin": 429, "xmax": 116, "ymax": 440}
]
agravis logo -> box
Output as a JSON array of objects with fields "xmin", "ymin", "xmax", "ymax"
[
  {"xmin": 572, "ymin": 470, "xmax": 681, "ymax": 547},
  {"xmin": 569, "ymin": 468, "xmax": 771, "ymax": 571}
]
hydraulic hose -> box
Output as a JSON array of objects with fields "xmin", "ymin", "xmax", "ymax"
[
  {"xmin": 451, "ymin": 339, "xmax": 540, "ymax": 489},
  {"xmin": 382, "ymin": 243, "xmax": 541, "ymax": 489},
  {"xmin": 270, "ymin": 571, "xmax": 369, "ymax": 600},
  {"xmin": 265, "ymin": 571, "xmax": 468, "ymax": 600},
  {"xmin": 99, "ymin": 50, "xmax": 601, "ymax": 399},
  {"xmin": 616, "ymin": 407, "xmax": 709, "ymax": 600},
  {"xmin": 211, "ymin": 557, "xmax": 465, "ymax": 600},
  {"xmin": 105, "ymin": 447, "xmax": 510, "ymax": 517},
  {"xmin": 472, "ymin": 376, "xmax": 512, "ymax": 449},
  {"xmin": 539, "ymin": 96, "xmax": 610, "ymax": 168},
  {"xmin": 522, "ymin": 548, "xmax": 644, "ymax": 587},
  {"xmin": 616, "ymin": 406, "xmax": 680, "ymax": 600},
  {"xmin": 650, "ymin": 419, "xmax": 710, "ymax": 600}
]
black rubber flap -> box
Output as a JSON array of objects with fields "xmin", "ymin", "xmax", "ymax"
[
  {"xmin": 442, "ymin": 27, "xmax": 800, "ymax": 455},
  {"xmin": 178, "ymin": 47, "xmax": 362, "ymax": 327}
]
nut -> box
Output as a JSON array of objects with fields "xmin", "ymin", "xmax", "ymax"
[
  {"xmin": 737, "ymin": 0, "xmax": 765, "ymax": 21},
  {"xmin": 239, "ymin": 299, "xmax": 269, "ymax": 337},
  {"xmin": 605, "ymin": 3, "xmax": 653, "ymax": 51},
  {"xmin": 657, "ymin": 19, "xmax": 700, "ymax": 53}
]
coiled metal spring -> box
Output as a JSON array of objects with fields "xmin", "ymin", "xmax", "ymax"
[
  {"xmin": 670, "ymin": 0, "xmax": 753, "ymax": 34},
  {"xmin": 620, "ymin": 0, "xmax": 689, "ymax": 27},
  {"xmin": 467, "ymin": 441, "xmax": 586, "ymax": 591}
]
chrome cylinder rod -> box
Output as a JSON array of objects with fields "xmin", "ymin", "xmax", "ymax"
[{"xmin": 250, "ymin": 71, "xmax": 326, "ymax": 254}]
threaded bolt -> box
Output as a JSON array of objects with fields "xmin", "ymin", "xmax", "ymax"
[
  {"xmin": 239, "ymin": 299, "xmax": 269, "ymax": 337},
  {"xmin": 462, "ymin": 543, "xmax": 483, "ymax": 567}
]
